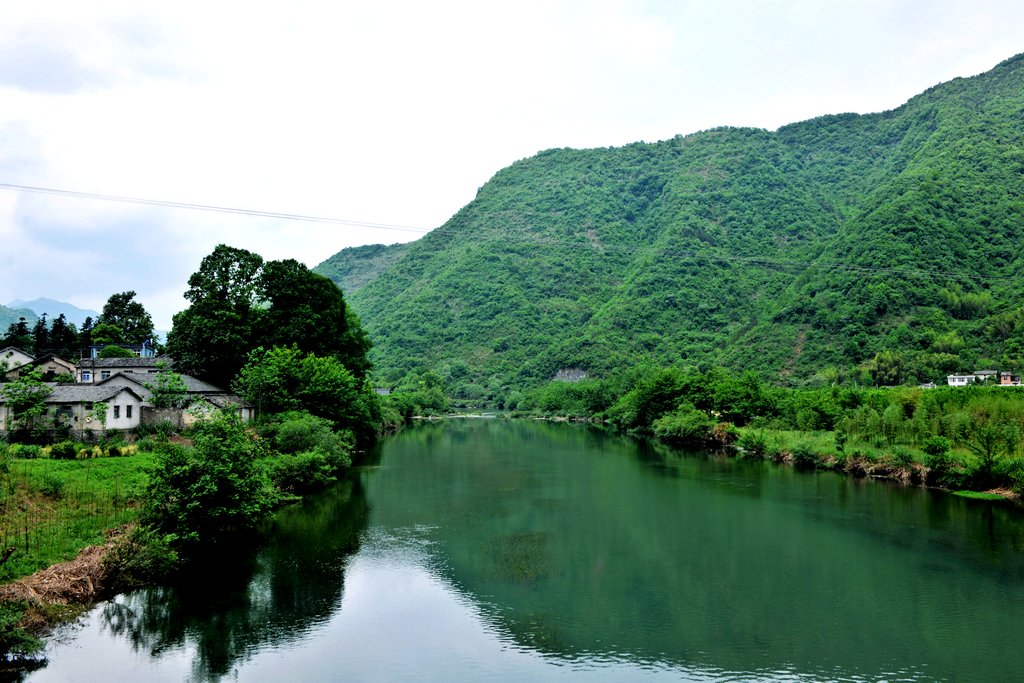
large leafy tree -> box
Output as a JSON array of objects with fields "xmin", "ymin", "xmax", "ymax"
[
  {"xmin": 233, "ymin": 346, "xmax": 380, "ymax": 444},
  {"xmin": 166, "ymin": 245, "xmax": 265, "ymax": 389},
  {"xmin": 98, "ymin": 291, "xmax": 155, "ymax": 345},
  {"xmin": 167, "ymin": 245, "xmax": 372, "ymax": 390}
]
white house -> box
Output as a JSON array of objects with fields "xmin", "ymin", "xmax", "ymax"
[
  {"xmin": 947, "ymin": 374, "xmax": 977, "ymax": 387},
  {"xmin": 0, "ymin": 347, "xmax": 34, "ymax": 373},
  {"xmin": 0, "ymin": 383, "xmax": 144, "ymax": 437}
]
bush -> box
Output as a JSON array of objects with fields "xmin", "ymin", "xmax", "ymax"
[
  {"xmin": 266, "ymin": 448, "xmax": 335, "ymax": 494},
  {"xmin": 8, "ymin": 444, "xmax": 43, "ymax": 460},
  {"xmin": 790, "ymin": 441, "xmax": 820, "ymax": 470},
  {"xmin": 49, "ymin": 441, "xmax": 78, "ymax": 460},
  {"xmin": 652, "ymin": 404, "xmax": 714, "ymax": 445},
  {"xmin": 737, "ymin": 430, "xmax": 768, "ymax": 457},
  {"xmin": 0, "ymin": 601, "xmax": 43, "ymax": 660},
  {"xmin": 40, "ymin": 472, "xmax": 66, "ymax": 498},
  {"xmin": 103, "ymin": 526, "xmax": 180, "ymax": 591},
  {"xmin": 143, "ymin": 412, "xmax": 274, "ymax": 551},
  {"xmin": 886, "ymin": 446, "xmax": 915, "ymax": 469}
]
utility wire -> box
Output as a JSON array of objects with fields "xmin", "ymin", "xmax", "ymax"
[
  {"xmin": 0, "ymin": 182, "xmax": 433, "ymax": 234},
  {"xmin": 0, "ymin": 181, "xmax": 1014, "ymax": 284}
]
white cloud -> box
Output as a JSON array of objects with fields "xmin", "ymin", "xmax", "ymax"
[{"xmin": 2, "ymin": 0, "xmax": 1024, "ymax": 328}]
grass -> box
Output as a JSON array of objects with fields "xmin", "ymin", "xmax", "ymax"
[
  {"xmin": 951, "ymin": 490, "xmax": 1008, "ymax": 501},
  {"xmin": 0, "ymin": 453, "xmax": 154, "ymax": 582}
]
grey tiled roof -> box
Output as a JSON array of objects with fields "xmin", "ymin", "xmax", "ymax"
[
  {"xmin": 77, "ymin": 356, "xmax": 174, "ymax": 370},
  {"xmin": 47, "ymin": 384, "xmax": 142, "ymax": 403}
]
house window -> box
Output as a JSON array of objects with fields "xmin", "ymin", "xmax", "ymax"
[
  {"xmin": 126, "ymin": 405, "xmax": 133, "ymax": 419},
  {"xmin": 82, "ymin": 371, "xmax": 91, "ymax": 382},
  {"xmin": 113, "ymin": 405, "xmax": 120, "ymax": 419},
  {"xmin": 101, "ymin": 371, "xmax": 111, "ymax": 380}
]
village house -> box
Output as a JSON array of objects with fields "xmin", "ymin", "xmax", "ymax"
[
  {"xmin": 0, "ymin": 346, "xmax": 34, "ymax": 373},
  {"xmin": 946, "ymin": 370, "xmax": 1022, "ymax": 387},
  {"xmin": 2, "ymin": 354, "xmax": 77, "ymax": 382},
  {"xmin": 76, "ymin": 356, "xmax": 173, "ymax": 383},
  {"xmin": 97, "ymin": 372, "xmax": 254, "ymax": 426},
  {"xmin": 0, "ymin": 383, "xmax": 145, "ymax": 438}
]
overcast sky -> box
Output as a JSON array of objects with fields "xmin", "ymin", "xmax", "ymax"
[{"xmin": 2, "ymin": 0, "xmax": 1023, "ymax": 330}]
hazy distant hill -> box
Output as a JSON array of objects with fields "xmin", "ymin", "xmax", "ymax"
[
  {"xmin": 0, "ymin": 304, "xmax": 36, "ymax": 330},
  {"xmin": 317, "ymin": 53, "xmax": 1024, "ymax": 399},
  {"xmin": 7, "ymin": 298, "xmax": 99, "ymax": 328}
]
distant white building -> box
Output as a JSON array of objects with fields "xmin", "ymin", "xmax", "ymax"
[{"xmin": 947, "ymin": 374, "xmax": 977, "ymax": 387}]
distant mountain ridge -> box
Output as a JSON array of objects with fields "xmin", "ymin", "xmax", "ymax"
[
  {"xmin": 316, "ymin": 53, "xmax": 1024, "ymax": 399},
  {"xmin": 7, "ymin": 298, "xmax": 99, "ymax": 327}
]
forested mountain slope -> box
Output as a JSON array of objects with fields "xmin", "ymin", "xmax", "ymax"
[{"xmin": 316, "ymin": 53, "xmax": 1024, "ymax": 399}]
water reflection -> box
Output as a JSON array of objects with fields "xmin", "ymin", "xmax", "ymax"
[
  {"xmin": 364, "ymin": 419, "xmax": 1024, "ymax": 681},
  {"xmin": 23, "ymin": 420, "xmax": 1024, "ymax": 682},
  {"xmin": 98, "ymin": 479, "xmax": 368, "ymax": 681}
]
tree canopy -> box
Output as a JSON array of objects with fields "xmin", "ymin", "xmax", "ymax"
[{"xmin": 167, "ymin": 244, "xmax": 372, "ymax": 391}]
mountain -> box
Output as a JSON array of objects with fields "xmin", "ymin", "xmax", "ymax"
[
  {"xmin": 7, "ymin": 298, "xmax": 100, "ymax": 327},
  {"xmin": 0, "ymin": 304, "xmax": 36, "ymax": 330},
  {"xmin": 315, "ymin": 53, "xmax": 1024, "ymax": 399}
]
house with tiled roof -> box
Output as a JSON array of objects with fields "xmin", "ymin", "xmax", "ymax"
[
  {"xmin": 0, "ymin": 382, "xmax": 144, "ymax": 437},
  {"xmin": 76, "ymin": 355, "xmax": 174, "ymax": 383},
  {"xmin": 2, "ymin": 354, "xmax": 77, "ymax": 382},
  {"xmin": 0, "ymin": 347, "xmax": 33, "ymax": 373}
]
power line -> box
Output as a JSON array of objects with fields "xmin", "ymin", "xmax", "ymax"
[{"xmin": 0, "ymin": 182, "xmax": 433, "ymax": 234}]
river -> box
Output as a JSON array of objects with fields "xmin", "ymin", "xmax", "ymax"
[{"xmin": 23, "ymin": 419, "xmax": 1024, "ymax": 681}]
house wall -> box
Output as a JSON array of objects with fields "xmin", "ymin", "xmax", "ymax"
[{"xmin": 1, "ymin": 348, "xmax": 33, "ymax": 372}]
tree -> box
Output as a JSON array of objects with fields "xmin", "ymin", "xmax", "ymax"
[
  {"xmin": 233, "ymin": 346, "xmax": 380, "ymax": 444},
  {"xmin": 257, "ymin": 259, "xmax": 372, "ymax": 379},
  {"xmin": 97, "ymin": 344, "xmax": 136, "ymax": 358},
  {"xmin": 98, "ymin": 291, "xmax": 155, "ymax": 345},
  {"xmin": 168, "ymin": 244, "xmax": 373, "ymax": 389},
  {"xmin": 2, "ymin": 317, "xmax": 33, "ymax": 352},
  {"xmin": 48, "ymin": 314, "xmax": 79, "ymax": 358},
  {"xmin": 90, "ymin": 322, "xmax": 125, "ymax": 345},
  {"xmin": 31, "ymin": 314, "xmax": 49, "ymax": 356},
  {"xmin": 1, "ymin": 370, "xmax": 52, "ymax": 440},
  {"xmin": 142, "ymin": 411, "xmax": 274, "ymax": 551},
  {"xmin": 144, "ymin": 363, "xmax": 192, "ymax": 409},
  {"xmin": 166, "ymin": 245, "xmax": 265, "ymax": 389}
]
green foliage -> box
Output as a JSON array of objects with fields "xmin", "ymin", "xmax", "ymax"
[
  {"xmin": 167, "ymin": 245, "xmax": 373, "ymax": 391},
  {"xmin": 307, "ymin": 55, "xmax": 1024, "ymax": 397},
  {"xmin": 96, "ymin": 344, "xmax": 136, "ymax": 358},
  {"xmin": 652, "ymin": 404, "xmax": 714, "ymax": 445},
  {"xmin": 1, "ymin": 370, "xmax": 52, "ymax": 440},
  {"xmin": 102, "ymin": 526, "xmax": 180, "ymax": 591},
  {"xmin": 142, "ymin": 412, "xmax": 274, "ymax": 551},
  {"xmin": 233, "ymin": 346, "xmax": 380, "ymax": 444},
  {"xmin": 98, "ymin": 290, "xmax": 155, "ymax": 345},
  {"xmin": 143, "ymin": 363, "xmax": 192, "ymax": 409},
  {"xmin": 48, "ymin": 441, "xmax": 77, "ymax": 460},
  {"xmin": 0, "ymin": 601, "xmax": 43, "ymax": 659}
]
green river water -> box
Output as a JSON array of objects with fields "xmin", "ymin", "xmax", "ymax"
[{"xmin": 24, "ymin": 419, "xmax": 1024, "ymax": 681}]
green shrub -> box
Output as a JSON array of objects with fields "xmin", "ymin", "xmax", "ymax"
[
  {"xmin": 652, "ymin": 404, "xmax": 714, "ymax": 445},
  {"xmin": 790, "ymin": 441, "xmax": 820, "ymax": 470},
  {"xmin": 0, "ymin": 601, "xmax": 43, "ymax": 660},
  {"xmin": 103, "ymin": 526, "xmax": 180, "ymax": 592},
  {"xmin": 40, "ymin": 472, "xmax": 66, "ymax": 498},
  {"xmin": 8, "ymin": 444, "xmax": 43, "ymax": 459},
  {"xmin": 266, "ymin": 448, "xmax": 335, "ymax": 494},
  {"xmin": 737, "ymin": 430, "xmax": 768, "ymax": 457},
  {"xmin": 49, "ymin": 440, "xmax": 78, "ymax": 460},
  {"xmin": 886, "ymin": 446, "xmax": 915, "ymax": 469}
]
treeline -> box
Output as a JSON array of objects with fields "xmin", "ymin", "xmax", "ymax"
[
  {"xmin": 1, "ymin": 290, "xmax": 156, "ymax": 361},
  {"xmin": 515, "ymin": 365, "xmax": 1024, "ymax": 493}
]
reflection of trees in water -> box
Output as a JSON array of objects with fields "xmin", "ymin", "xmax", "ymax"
[{"xmin": 101, "ymin": 478, "xmax": 369, "ymax": 681}]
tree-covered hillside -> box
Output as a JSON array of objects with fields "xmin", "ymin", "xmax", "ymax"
[{"xmin": 316, "ymin": 53, "xmax": 1024, "ymax": 401}]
